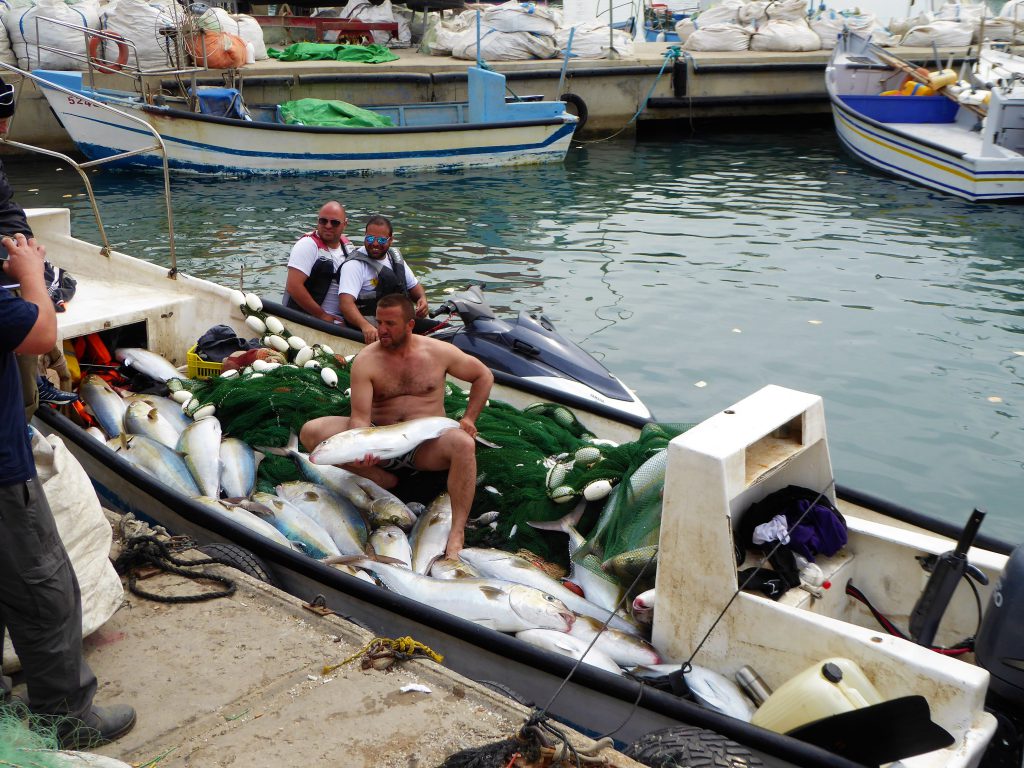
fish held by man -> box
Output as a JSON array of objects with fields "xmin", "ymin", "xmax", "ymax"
[{"xmin": 309, "ymin": 416, "xmax": 460, "ymax": 466}]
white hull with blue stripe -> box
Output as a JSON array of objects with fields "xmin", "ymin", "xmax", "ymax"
[
  {"xmin": 826, "ymin": 32, "xmax": 1024, "ymax": 202},
  {"xmin": 34, "ymin": 68, "xmax": 576, "ymax": 176}
]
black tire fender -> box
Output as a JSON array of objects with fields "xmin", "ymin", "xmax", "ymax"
[
  {"xmin": 624, "ymin": 725, "xmax": 765, "ymax": 768},
  {"xmin": 560, "ymin": 92, "xmax": 588, "ymax": 134},
  {"xmin": 197, "ymin": 542, "xmax": 279, "ymax": 588}
]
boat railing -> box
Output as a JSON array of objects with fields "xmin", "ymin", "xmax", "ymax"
[{"xmin": 0, "ymin": 62, "xmax": 179, "ymax": 277}]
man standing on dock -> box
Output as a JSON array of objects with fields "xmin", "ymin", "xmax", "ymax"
[
  {"xmin": 0, "ymin": 230, "xmax": 137, "ymax": 749},
  {"xmin": 283, "ymin": 200, "xmax": 352, "ymax": 323}
]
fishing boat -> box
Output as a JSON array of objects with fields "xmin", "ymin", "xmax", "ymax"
[
  {"xmin": 826, "ymin": 31, "xmax": 1024, "ymax": 201},
  {"xmin": 21, "ymin": 197, "xmax": 1024, "ymax": 768},
  {"xmin": 25, "ymin": 37, "xmax": 576, "ymax": 177}
]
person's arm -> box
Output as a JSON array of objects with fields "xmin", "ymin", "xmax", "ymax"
[
  {"xmin": 403, "ymin": 261, "xmax": 429, "ymax": 318},
  {"xmin": 4, "ymin": 234, "xmax": 56, "ymax": 354},
  {"xmin": 347, "ymin": 356, "xmax": 374, "ymax": 430},
  {"xmin": 338, "ymin": 261, "xmax": 378, "ymax": 343},
  {"xmin": 443, "ymin": 346, "xmax": 493, "ymax": 437},
  {"xmin": 284, "ymin": 267, "xmax": 337, "ymax": 323},
  {"xmin": 0, "ymin": 164, "xmax": 32, "ymax": 238}
]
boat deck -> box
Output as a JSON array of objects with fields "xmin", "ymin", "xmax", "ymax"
[{"xmin": 13, "ymin": 513, "xmax": 644, "ymax": 768}]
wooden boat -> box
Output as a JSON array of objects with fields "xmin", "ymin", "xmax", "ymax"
[
  {"xmin": 24, "ymin": 203, "xmax": 1024, "ymax": 768},
  {"xmin": 31, "ymin": 65, "xmax": 577, "ymax": 176},
  {"xmin": 826, "ymin": 31, "xmax": 1024, "ymax": 201}
]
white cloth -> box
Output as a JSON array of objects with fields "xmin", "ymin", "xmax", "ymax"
[
  {"xmin": 286, "ymin": 235, "xmax": 349, "ymax": 316},
  {"xmin": 752, "ymin": 514, "xmax": 791, "ymax": 546},
  {"xmin": 338, "ymin": 246, "xmax": 417, "ymax": 300}
]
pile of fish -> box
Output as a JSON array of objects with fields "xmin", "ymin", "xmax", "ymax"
[{"xmin": 75, "ymin": 345, "xmax": 669, "ymax": 677}]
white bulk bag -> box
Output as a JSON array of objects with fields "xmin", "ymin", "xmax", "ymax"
[
  {"xmin": 554, "ymin": 20, "xmax": 633, "ymax": 58},
  {"xmin": 683, "ymin": 21, "xmax": 750, "ymax": 50},
  {"xmin": 8, "ymin": 0, "xmax": 99, "ymax": 69},
  {"xmin": 900, "ymin": 19, "xmax": 973, "ymax": 47},
  {"xmin": 2, "ymin": 431, "xmax": 124, "ymax": 672},
  {"xmin": 340, "ymin": 0, "xmax": 408, "ymax": 47},
  {"xmin": 692, "ymin": 0, "xmax": 742, "ymax": 26},
  {"xmin": 483, "ymin": 1, "xmax": 559, "ymax": 36},
  {"xmin": 233, "ymin": 13, "xmax": 268, "ymax": 59},
  {"xmin": 750, "ymin": 17, "xmax": 820, "ymax": 51},
  {"xmin": 429, "ymin": 17, "xmax": 466, "ymax": 54},
  {"xmin": 451, "ymin": 26, "xmax": 557, "ymax": 60},
  {"xmin": 101, "ymin": 0, "xmax": 177, "ymax": 72},
  {"xmin": 764, "ymin": 0, "xmax": 807, "ymax": 22},
  {"xmin": 737, "ymin": 1, "xmax": 768, "ymax": 26},
  {"xmin": 674, "ymin": 17, "xmax": 696, "ymax": 43},
  {"xmin": 0, "ymin": 0, "xmax": 16, "ymax": 66}
]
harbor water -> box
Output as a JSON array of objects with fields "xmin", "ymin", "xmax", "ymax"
[{"xmin": 8, "ymin": 126, "xmax": 1022, "ymax": 544}]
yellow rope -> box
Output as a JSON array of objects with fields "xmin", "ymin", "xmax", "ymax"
[{"xmin": 323, "ymin": 635, "xmax": 443, "ymax": 675}]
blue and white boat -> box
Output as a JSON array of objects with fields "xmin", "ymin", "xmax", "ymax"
[
  {"xmin": 826, "ymin": 31, "xmax": 1024, "ymax": 202},
  {"xmin": 33, "ymin": 66, "xmax": 577, "ymax": 176}
]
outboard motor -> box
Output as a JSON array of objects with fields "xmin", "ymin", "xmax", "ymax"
[{"xmin": 976, "ymin": 544, "xmax": 1024, "ymax": 706}]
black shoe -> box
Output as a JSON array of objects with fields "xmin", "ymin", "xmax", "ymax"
[
  {"xmin": 56, "ymin": 704, "xmax": 137, "ymax": 750},
  {"xmin": 36, "ymin": 376, "xmax": 79, "ymax": 406}
]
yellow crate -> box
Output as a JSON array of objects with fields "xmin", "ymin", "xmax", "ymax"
[{"xmin": 187, "ymin": 345, "xmax": 224, "ymax": 380}]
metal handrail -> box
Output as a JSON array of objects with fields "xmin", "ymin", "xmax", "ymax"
[{"xmin": 0, "ymin": 62, "xmax": 179, "ymax": 277}]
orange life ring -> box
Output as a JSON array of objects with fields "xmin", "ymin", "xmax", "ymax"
[{"xmin": 88, "ymin": 32, "xmax": 129, "ymax": 74}]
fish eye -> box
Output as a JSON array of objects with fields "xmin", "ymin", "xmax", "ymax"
[{"xmin": 543, "ymin": 595, "xmax": 556, "ymax": 603}]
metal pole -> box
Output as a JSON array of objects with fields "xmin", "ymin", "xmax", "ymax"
[{"xmin": 608, "ymin": 0, "xmax": 613, "ymax": 60}]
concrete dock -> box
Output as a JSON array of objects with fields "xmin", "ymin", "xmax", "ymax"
[
  {"xmin": 6, "ymin": 517, "xmax": 644, "ymax": 768},
  {"xmin": 10, "ymin": 41, "xmax": 969, "ymax": 150}
]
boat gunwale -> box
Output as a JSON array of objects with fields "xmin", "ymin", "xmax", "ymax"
[{"xmin": 34, "ymin": 403, "xmax": 867, "ymax": 768}]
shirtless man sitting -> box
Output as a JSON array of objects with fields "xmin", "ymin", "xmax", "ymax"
[{"xmin": 299, "ymin": 293, "xmax": 494, "ymax": 558}]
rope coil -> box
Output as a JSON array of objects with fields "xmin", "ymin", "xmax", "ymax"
[
  {"xmin": 323, "ymin": 635, "xmax": 443, "ymax": 675},
  {"xmin": 113, "ymin": 534, "xmax": 237, "ymax": 603}
]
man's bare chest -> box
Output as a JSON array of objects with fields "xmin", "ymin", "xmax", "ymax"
[{"xmin": 372, "ymin": 360, "xmax": 442, "ymax": 401}]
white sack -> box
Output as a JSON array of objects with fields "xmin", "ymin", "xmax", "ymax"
[
  {"xmin": 674, "ymin": 17, "xmax": 696, "ymax": 43},
  {"xmin": 0, "ymin": 0, "xmax": 16, "ymax": 66},
  {"xmin": 3, "ymin": 430, "xmax": 124, "ymax": 672},
  {"xmin": 429, "ymin": 17, "xmax": 466, "ymax": 54},
  {"xmin": 451, "ymin": 26, "xmax": 557, "ymax": 60},
  {"xmin": 737, "ymin": 1, "xmax": 768, "ymax": 26},
  {"xmin": 555, "ymin": 20, "xmax": 633, "ymax": 58},
  {"xmin": 763, "ymin": 0, "xmax": 807, "ymax": 22},
  {"xmin": 887, "ymin": 12, "xmax": 931, "ymax": 38},
  {"xmin": 198, "ymin": 6, "xmax": 239, "ymax": 35},
  {"xmin": 683, "ymin": 21, "xmax": 750, "ymax": 50},
  {"xmin": 482, "ymin": 1, "xmax": 559, "ymax": 35},
  {"xmin": 340, "ymin": 0, "xmax": 409, "ymax": 47},
  {"xmin": 693, "ymin": 0, "xmax": 742, "ymax": 26},
  {"xmin": 7, "ymin": 0, "xmax": 100, "ymax": 69},
  {"xmin": 233, "ymin": 14, "xmax": 268, "ymax": 60},
  {"xmin": 750, "ymin": 17, "xmax": 820, "ymax": 51},
  {"xmin": 900, "ymin": 19, "xmax": 973, "ymax": 47},
  {"xmin": 101, "ymin": 0, "xmax": 177, "ymax": 72},
  {"xmin": 977, "ymin": 18, "xmax": 1019, "ymax": 42}
]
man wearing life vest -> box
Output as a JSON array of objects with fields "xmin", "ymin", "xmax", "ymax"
[
  {"xmin": 338, "ymin": 214, "xmax": 430, "ymax": 344},
  {"xmin": 283, "ymin": 201, "xmax": 352, "ymax": 323}
]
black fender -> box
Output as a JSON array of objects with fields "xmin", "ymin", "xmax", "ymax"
[{"xmin": 560, "ymin": 92, "xmax": 588, "ymax": 134}]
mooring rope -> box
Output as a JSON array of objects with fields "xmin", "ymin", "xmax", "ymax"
[{"xmin": 113, "ymin": 534, "xmax": 237, "ymax": 603}]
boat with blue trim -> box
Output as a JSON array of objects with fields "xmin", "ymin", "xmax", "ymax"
[
  {"xmin": 826, "ymin": 31, "xmax": 1024, "ymax": 202},
  {"xmin": 32, "ymin": 64, "xmax": 577, "ymax": 176}
]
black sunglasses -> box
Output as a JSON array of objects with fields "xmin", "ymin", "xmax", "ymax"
[{"xmin": 318, "ymin": 217, "xmax": 343, "ymax": 227}]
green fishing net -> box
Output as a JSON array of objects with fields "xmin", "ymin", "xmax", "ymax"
[
  {"xmin": 174, "ymin": 334, "xmax": 691, "ymax": 585},
  {"xmin": 0, "ymin": 704, "xmax": 81, "ymax": 768}
]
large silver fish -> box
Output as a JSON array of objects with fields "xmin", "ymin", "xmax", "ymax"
[
  {"xmin": 344, "ymin": 558, "xmax": 574, "ymax": 633},
  {"xmin": 270, "ymin": 442, "xmax": 417, "ymax": 529},
  {"xmin": 567, "ymin": 615, "xmax": 661, "ymax": 666},
  {"xmin": 108, "ymin": 434, "xmax": 199, "ymax": 497},
  {"xmin": 250, "ymin": 492, "xmax": 342, "ymax": 559},
  {"xmin": 115, "ymin": 347, "xmax": 185, "ymax": 382},
  {"xmin": 274, "ymin": 481, "xmax": 367, "ymax": 556},
  {"xmin": 458, "ymin": 547, "xmax": 638, "ymax": 635},
  {"xmin": 409, "ymin": 493, "xmax": 452, "ymax": 574},
  {"xmin": 177, "ymin": 417, "xmax": 222, "ymax": 498},
  {"xmin": 80, "ymin": 375, "xmax": 126, "ymax": 438},
  {"xmin": 367, "ymin": 525, "xmax": 412, "ymax": 568},
  {"xmin": 309, "ymin": 417, "xmax": 460, "ymax": 466},
  {"xmin": 629, "ymin": 664, "xmax": 755, "ymax": 721},
  {"xmin": 125, "ymin": 393, "xmax": 191, "ymax": 433},
  {"xmin": 124, "ymin": 400, "xmax": 181, "ymax": 449},
  {"xmin": 220, "ymin": 438, "xmax": 257, "ymax": 499},
  {"xmin": 515, "ymin": 629, "xmax": 623, "ymax": 676},
  {"xmin": 631, "ymin": 588, "xmax": 656, "ymax": 625},
  {"xmin": 528, "ymin": 504, "xmax": 627, "ymax": 616},
  {"xmin": 430, "ymin": 558, "xmax": 482, "ymax": 580},
  {"xmin": 194, "ymin": 496, "xmax": 294, "ymax": 550}
]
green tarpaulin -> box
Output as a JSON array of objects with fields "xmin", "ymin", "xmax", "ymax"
[
  {"xmin": 266, "ymin": 43, "xmax": 399, "ymax": 63},
  {"xmin": 278, "ymin": 98, "xmax": 394, "ymax": 128}
]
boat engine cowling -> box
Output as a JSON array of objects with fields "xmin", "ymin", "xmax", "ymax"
[{"xmin": 974, "ymin": 544, "xmax": 1024, "ymax": 707}]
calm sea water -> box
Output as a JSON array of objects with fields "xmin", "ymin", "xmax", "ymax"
[{"xmin": 7, "ymin": 127, "xmax": 1023, "ymax": 543}]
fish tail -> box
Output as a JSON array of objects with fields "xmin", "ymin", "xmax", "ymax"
[{"xmin": 527, "ymin": 499, "xmax": 586, "ymax": 534}]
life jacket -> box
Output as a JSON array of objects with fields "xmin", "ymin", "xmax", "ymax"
[
  {"xmin": 344, "ymin": 248, "xmax": 410, "ymax": 315},
  {"xmin": 284, "ymin": 232, "xmax": 350, "ymax": 312}
]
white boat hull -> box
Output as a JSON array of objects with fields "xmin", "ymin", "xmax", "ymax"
[{"xmin": 38, "ymin": 80, "xmax": 575, "ymax": 176}]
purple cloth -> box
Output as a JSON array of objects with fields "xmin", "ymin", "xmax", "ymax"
[{"xmin": 785, "ymin": 500, "xmax": 848, "ymax": 561}]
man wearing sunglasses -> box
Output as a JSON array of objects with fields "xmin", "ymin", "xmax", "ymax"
[
  {"xmin": 283, "ymin": 201, "xmax": 352, "ymax": 322},
  {"xmin": 337, "ymin": 214, "xmax": 430, "ymax": 344}
]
